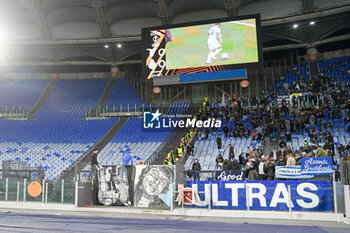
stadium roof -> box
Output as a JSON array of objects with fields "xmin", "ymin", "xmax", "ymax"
[{"xmin": 0, "ymin": 0, "xmax": 350, "ymax": 68}]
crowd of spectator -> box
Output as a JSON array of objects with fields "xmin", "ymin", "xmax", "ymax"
[{"xmin": 190, "ymin": 58, "xmax": 350, "ymax": 181}]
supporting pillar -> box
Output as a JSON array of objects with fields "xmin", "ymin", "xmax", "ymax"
[{"xmin": 234, "ymin": 81, "xmax": 238, "ymax": 96}]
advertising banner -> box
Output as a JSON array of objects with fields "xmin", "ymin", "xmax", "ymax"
[
  {"xmin": 185, "ymin": 180, "xmax": 333, "ymax": 211},
  {"xmin": 275, "ymin": 166, "xmax": 314, "ymax": 179},
  {"xmin": 301, "ymin": 157, "xmax": 334, "ymax": 175},
  {"xmin": 215, "ymin": 170, "xmax": 246, "ymax": 181}
]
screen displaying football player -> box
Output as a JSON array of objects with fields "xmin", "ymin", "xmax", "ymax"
[{"xmin": 206, "ymin": 23, "xmax": 223, "ymax": 64}]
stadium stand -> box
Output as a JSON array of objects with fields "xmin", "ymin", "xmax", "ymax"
[
  {"xmin": 1, "ymin": 56, "xmax": 348, "ymax": 181},
  {"xmin": 184, "ymin": 56, "xmax": 350, "ymax": 180},
  {"xmin": 96, "ymin": 102, "xmax": 190, "ymax": 166},
  {"xmin": 185, "ymin": 100, "xmax": 261, "ymax": 171},
  {"xmin": 0, "ymin": 79, "xmax": 117, "ymax": 180},
  {"xmin": 103, "ymin": 78, "xmax": 145, "ymax": 112},
  {"xmin": 0, "ymin": 74, "xmax": 190, "ymax": 180},
  {"xmin": 0, "ymin": 79, "xmax": 49, "ymax": 108},
  {"xmin": 273, "ymin": 62, "xmax": 310, "ymax": 94},
  {"xmin": 282, "ymin": 56, "xmax": 350, "ymax": 165}
]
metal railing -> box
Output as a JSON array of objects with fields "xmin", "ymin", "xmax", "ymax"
[
  {"xmin": 85, "ymin": 104, "xmax": 166, "ymax": 118},
  {"xmin": 145, "ymin": 137, "xmax": 170, "ymax": 165},
  {"xmin": 0, "ymin": 106, "xmax": 29, "ymax": 119},
  {"xmin": 57, "ymin": 161, "xmax": 91, "ymax": 182}
]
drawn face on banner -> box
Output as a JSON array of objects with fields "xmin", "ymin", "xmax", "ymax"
[
  {"xmin": 134, "ymin": 165, "xmax": 174, "ymax": 208},
  {"xmin": 142, "ymin": 167, "xmax": 170, "ymax": 196}
]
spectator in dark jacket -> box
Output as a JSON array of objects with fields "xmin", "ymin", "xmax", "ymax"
[
  {"xmin": 277, "ymin": 155, "xmax": 286, "ymax": 166},
  {"xmin": 295, "ymin": 153, "xmax": 302, "ymax": 165},
  {"xmin": 223, "ymin": 125, "xmax": 229, "ymax": 137},
  {"xmin": 310, "ymin": 131, "xmax": 318, "ymax": 144},
  {"xmin": 257, "ymin": 146, "xmax": 263, "ymax": 157},
  {"xmin": 90, "ymin": 148, "xmax": 102, "ymax": 180},
  {"xmin": 229, "ymin": 158, "xmax": 241, "ymax": 170},
  {"xmin": 286, "ymin": 131, "xmax": 292, "ymax": 141},
  {"xmin": 228, "ymin": 144, "xmax": 235, "ymax": 162},
  {"xmin": 239, "ymin": 153, "xmax": 246, "ymax": 165},
  {"xmin": 338, "ymin": 144, "xmax": 345, "ymax": 154},
  {"xmin": 222, "ymin": 159, "xmax": 230, "ymax": 171},
  {"xmin": 278, "ymin": 147, "xmax": 287, "ymax": 158},
  {"xmin": 216, "ymin": 154, "xmax": 224, "ymax": 169},
  {"xmin": 216, "ymin": 134, "xmax": 222, "ymax": 149},
  {"xmin": 279, "ymin": 139, "xmax": 287, "ymax": 148},
  {"xmin": 205, "ymin": 129, "xmax": 209, "ymax": 139},
  {"xmin": 266, "ymin": 158, "xmax": 275, "ymax": 180},
  {"xmin": 229, "ymin": 130, "xmax": 235, "ymax": 137},
  {"xmin": 192, "ymin": 158, "xmax": 201, "ymax": 181}
]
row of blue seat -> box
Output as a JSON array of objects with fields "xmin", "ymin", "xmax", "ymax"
[{"xmin": 0, "ymin": 78, "xmax": 144, "ymax": 180}]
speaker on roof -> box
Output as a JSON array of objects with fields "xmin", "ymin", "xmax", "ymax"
[
  {"xmin": 307, "ymin": 47, "xmax": 318, "ymax": 62},
  {"xmin": 111, "ymin": 66, "xmax": 120, "ymax": 73},
  {"xmin": 111, "ymin": 66, "xmax": 120, "ymax": 78}
]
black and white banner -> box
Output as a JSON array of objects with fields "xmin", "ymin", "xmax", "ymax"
[
  {"xmin": 134, "ymin": 165, "xmax": 174, "ymax": 208},
  {"xmin": 215, "ymin": 170, "xmax": 246, "ymax": 181},
  {"xmin": 97, "ymin": 166, "xmax": 132, "ymax": 206},
  {"xmin": 97, "ymin": 165, "xmax": 174, "ymax": 208}
]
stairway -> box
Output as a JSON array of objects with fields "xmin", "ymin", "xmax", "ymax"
[
  {"xmin": 310, "ymin": 62, "xmax": 319, "ymax": 78},
  {"xmin": 262, "ymin": 137, "xmax": 278, "ymax": 156},
  {"xmin": 58, "ymin": 117, "xmax": 128, "ymax": 181},
  {"xmin": 151, "ymin": 129, "xmax": 187, "ymax": 165},
  {"xmin": 150, "ymin": 104, "xmax": 199, "ymax": 165},
  {"xmin": 90, "ymin": 79, "xmax": 116, "ymax": 117},
  {"xmin": 28, "ymin": 80, "xmax": 57, "ymax": 119}
]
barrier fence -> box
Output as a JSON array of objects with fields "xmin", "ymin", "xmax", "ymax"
[
  {"xmin": 0, "ymin": 178, "xmax": 347, "ymax": 213},
  {"xmin": 0, "ymin": 179, "xmax": 75, "ymax": 204},
  {"xmin": 0, "ymin": 105, "xmax": 29, "ymax": 119},
  {"xmin": 0, "ymin": 165, "xmax": 349, "ymax": 222}
]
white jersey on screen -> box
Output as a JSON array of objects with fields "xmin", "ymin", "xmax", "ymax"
[
  {"xmin": 207, "ymin": 25, "xmax": 221, "ymax": 50},
  {"xmin": 208, "ymin": 26, "xmax": 220, "ymax": 40}
]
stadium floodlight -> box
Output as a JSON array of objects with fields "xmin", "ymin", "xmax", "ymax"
[
  {"xmin": 104, "ymin": 44, "xmax": 109, "ymax": 48},
  {"xmin": 293, "ymin": 24, "xmax": 298, "ymax": 29},
  {"xmin": 310, "ymin": 21, "xmax": 315, "ymax": 25},
  {"xmin": 117, "ymin": 43, "xmax": 122, "ymax": 48}
]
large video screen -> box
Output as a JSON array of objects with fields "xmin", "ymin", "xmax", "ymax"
[
  {"xmin": 166, "ymin": 19, "xmax": 258, "ymax": 69},
  {"xmin": 142, "ymin": 15, "xmax": 262, "ymax": 80}
]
